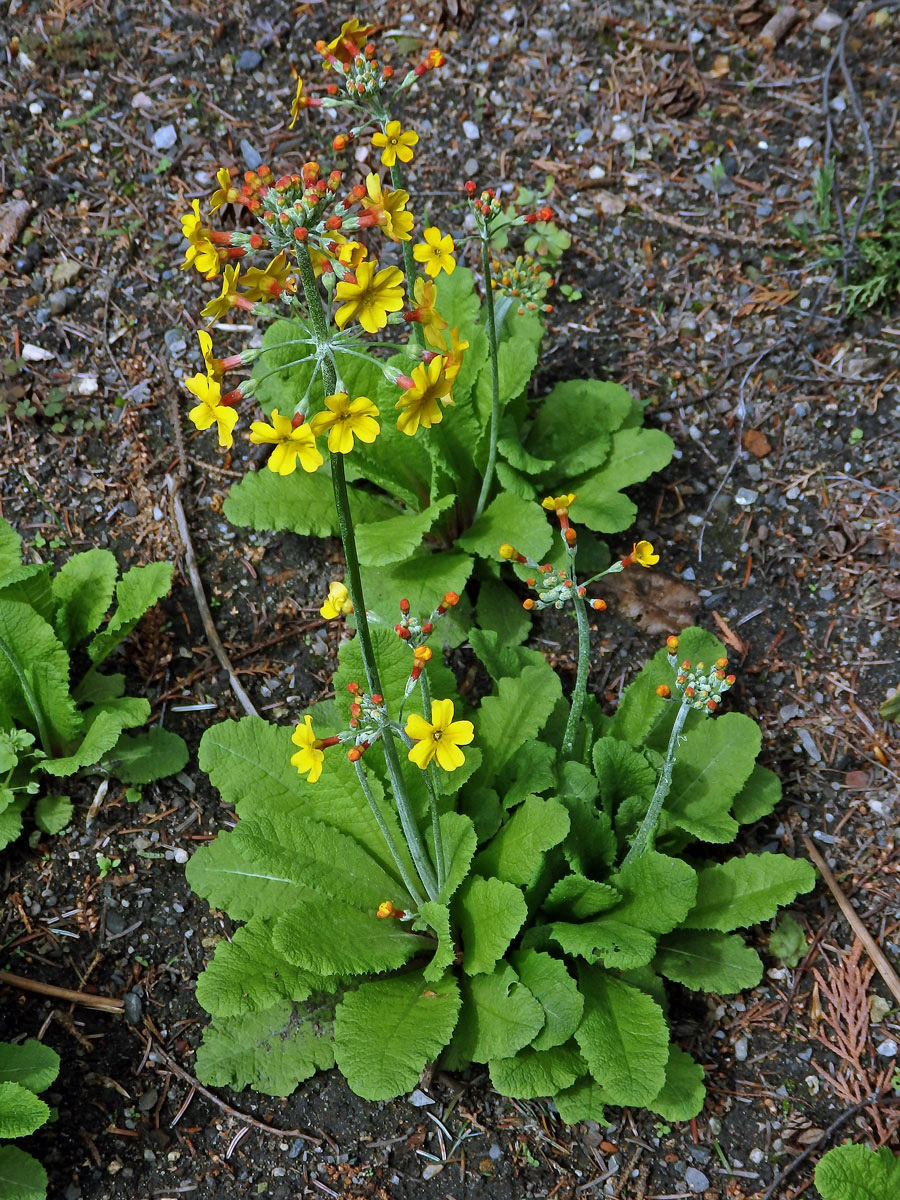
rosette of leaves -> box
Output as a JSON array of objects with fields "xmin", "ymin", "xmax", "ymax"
[
  {"xmin": 814, "ymin": 1144, "xmax": 900, "ymax": 1200},
  {"xmin": 223, "ymin": 266, "xmax": 673, "ymax": 645},
  {"xmin": 186, "ymin": 625, "xmax": 815, "ymax": 1117},
  {"xmin": 0, "ymin": 1039, "xmax": 60, "ymax": 1200},
  {"xmin": 0, "ymin": 518, "xmax": 188, "ymax": 849}
]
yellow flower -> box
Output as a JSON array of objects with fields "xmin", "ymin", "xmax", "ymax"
[
  {"xmin": 201, "ymin": 263, "xmax": 243, "ymax": 324},
  {"xmin": 249, "ymin": 409, "xmax": 324, "ymax": 476},
  {"xmin": 372, "ymin": 120, "xmax": 418, "ymax": 168},
  {"xmin": 630, "ymin": 539, "xmax": 660, "ymax": 568},
  {"xmin": 210, "ymin": 167, "xmax": 239, "ymax": 213},
  {"xmin": 320, "ymin": 580, "xmax": 353, "ymax": 620},
  {"xmin": 289, "ymin": 77, "xmax": 308, "ymax": 129},
  {"xmin": 407, "ymin": 277, "xmax": 446, "ymax": 347},
  {"xmin": 405, "ymin": 699, "xmax": 474, "ymax": 772},
  {"xmin": 181, "ymin": 198, "xmax": 209, "ymax": 244},
  {"xmin": 541, "ymin": 494, "xmax": 577, "ymax": 514},
  {"xmin": 334, "ymin": 261, "xmax": 405, "ymax": 333},
  {"xmin": 197, "ymin": 330, "xmax": 222, "ymax": 382},
  {"xmin": 310, "ymin": 392, "xmax": 380, "ymax": 454},
  {"xmin": 291, "ymin": 716, "xmax": 325, "ymax": 783},
  {"xmin": 185, "ymin": 372, "xmax": 238, "ymax": 449},
  {"xmin": 439, "ymin": 327, "xmax": 469, "ymax": 391},
  {"xmin": 395, "ymin": 357, "xmax": 453, "ymax": 436},
  {"xmin": 361, "ymin": 173, "xmax": 414, "ymax": 242},
  {"xmin": 242, "ymin": 251, "xmax": 295, "ymax": 302},
  {"xmin": 413, "ymin": 226, "xmax": 456, "ymax": 278},
  {"xmin": 181, "ymin": 201, "xmax": 221, "ymax": 277},
  {"xmin": 325, "ymin": 18, "xmax": 374, "ymax": 64}
]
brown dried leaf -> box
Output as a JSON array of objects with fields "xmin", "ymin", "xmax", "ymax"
[
  {"xmin": 742, "ymin": 429, "xmax": 772, "ymax": 458},
  {"xmin": 708, "ymin": 54, "xmax": 730, "ymax": 79},
  {"xmin": 736, "ymin": 287, "xmax": 799, "ymax": 318},
  {"xmin": 711, "ymin": 610, "xmax": 748, "ymax": 656},
  {"xmin": 602, "ymin": 571, "xmax": 700, "ymax": 636},
  {"xmin": 595, "ymin": 190, "xmax": 627, "ymax": 217},
  {"xmin": 0, "ymin": 200, "xmax": 31, "ymax": 256}
]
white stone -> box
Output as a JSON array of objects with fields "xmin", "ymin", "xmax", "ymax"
[
  {"xmin": 22, "ymin": 344, "xmax": 55, "ymax": 362},
  {"xmin": 462, "ymin": 119, "xmax": 480, "ymax": 140},
  {"xmin": 153, "ymin": 124, "xmax": 178, "ymax": 151}
]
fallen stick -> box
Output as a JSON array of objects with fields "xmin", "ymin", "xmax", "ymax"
[
  {"xmin": 0, "ymin": 969, "xmax": 124, "ymax": 1013},
  {"xmin": 803, "ymin": 835, "xmax": 900, "ymax": 1008},
  {"xmin": 759, "ymin": 5, "xmax": 800, "ymax": 51}
]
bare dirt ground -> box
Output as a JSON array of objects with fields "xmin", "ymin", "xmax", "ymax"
[{"xmin": 1, "ymin": 1, "xmax": 899, "ymax": 1197}]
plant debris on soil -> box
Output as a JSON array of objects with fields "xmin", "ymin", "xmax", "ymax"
[{"xmin": 1, "ymin": 1, "xmax": 899, "ymax": 1197}]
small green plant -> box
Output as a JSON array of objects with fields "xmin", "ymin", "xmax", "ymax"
[
  {"xmin": 814, "ymin": 1144, "xmax": 900, "ymax": 1199},
  {"xmin": 843, "ymin": 194, "xmax": 900, "ymax": 314},
  {"xmin": 769, "ymin": 913, "xmax": 808, "ymax": 968},
  {"xmin": 0, "ymin": 517, "xmax": 189, "ymax": 849},
  {"xmin": 0, "ymin": 1039, "xmax": 60, "ymax": 1200}
]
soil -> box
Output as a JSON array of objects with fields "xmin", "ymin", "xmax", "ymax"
[{"xmin": 1, "ymin": 1, "xmax": 899, "ymax": 1199}]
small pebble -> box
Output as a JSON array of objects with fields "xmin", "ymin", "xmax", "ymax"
[
  {"xmin": 138, "ymin": 1087, "xmax": 158, "ymax": 1112},
  {"xmin": 462, "ymin": 119, "xmax": 480, "ymax": 140},
  {"xmin": 876, "ymin": 1039, "xmax": 898, "ymax": 1058},
  {"xmin": 172, "ymin": 847, "xmax": 189, "ymax": 865},
  {"xmin": 408, "ymin": 1089, "xmax": 433, "ymax": 1107},
  {"xmin": 123, "ymin": 991, "xmax": 143, "ymax": 1024},
  {"xmin": 685, "ymin": 1166, "xmax": 710, "ymax": 1193},
  {"xmin": 238, "ymin": 49, "xmax": 262, "ymax": 71},
  {"xmin": 734, "ymin": 487, "xmax": 758, "ymax": 506},
  {"xmin": 49, "ymin": 289, "xmax": 71, "ymax": 316},
  {"xmin": 734, "ymin": 1036, "xmax": 748, "ymax": 1061},
  {"xmin": 152, "ymin": 124, "xmax": 178, "ymax": 151}
]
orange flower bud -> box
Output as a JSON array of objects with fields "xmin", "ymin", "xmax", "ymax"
[
  {"xmin": 591, "ymin": 598, "xmax": 607, "ymax": 611},
  {"xmin": 667, "ymin": 636, "xmax": 679, "ymax": 654},
  {"xmin": 716, "ymin": 657, "xmax": 728, "ymax": 669},
  {"xmin": 564, "ymin": 527, "xmax": 577, "ymax": 545},
  {"xmin": 443, "ymin": 591, "xmax": 459, "ymax": 607},
  {"xmin": 371, "ymin": 694, "xmax": 383, "ymax": 705},
  {"xmin": 523, "ymin": 598, "xmax": 535, "ymax": 610},
  {"xmin": 656, "ymin": 684, "xmax": 671, "ymax": 699},
  {"xmin": 399, "ymin": 598, "xmax": 410, "ymax": 615},
  {"xmin": 499, "ymin": 543, "xmax": 516, "ymax": 559},
  {"xmin": 413, "ymin": 645, "xmax": 433, "ymax": 663},
  {"xmin": 726, "ymin": 674, "xmax": 736, "ymax": 685}
]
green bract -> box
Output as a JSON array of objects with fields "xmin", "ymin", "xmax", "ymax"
[
  {"xmin": 0, "ymin": 517, "xmax": 189, "ymax": 849},
  {"xmin": 187, "ymin": 625, "xmax": 815, "ymax": 1115},
  {"xmin": 223, "ymin": 266, "xmax": 672, "ymax": 645},
  {"xmin": 0, "ymin": 1039, "xmax": 60, "ymax": 1200}
]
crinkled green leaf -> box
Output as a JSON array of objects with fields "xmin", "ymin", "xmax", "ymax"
[
  {"xmin": 499, "ymin": 741, "xmax": 557, "ymax": 810},
  {"xmin": 0, "ymin": 796, "xmax": 27, "ymax": 851},
  {"xmin": 51, "ymin": 549, "xmax": 118, "ymax": 648},
  {"xmin": 509, "ymin": 950, "xmax": 583, "ymax": 1051},
  {"xmin": 457, "ymin": 491, "xmax": 553, "ymax": 564},
  {"xmin": 358, "ymin": 551, "xmax": 474, "ymax": 649},
  {"xmin": 194, "ymin": 1000, "xmax": 335, "ymax": 1097},
  {"xmin": 814, "ymin": 1144, "xmax": 900, "ymax": 1200},
  {"xmin": 649, "ymin": 1045, "xmax": 706, "ymax": 1121},
  {"xmin": 434, "ymin": 265, "xmax": 482, "ymax": 331},
  {"xmin": 0, "ymin": 1082, "xmax": 50, "ymax": 1139},
  {"xmin": 33, "ymin": 794, "xmax": 73, "ymax": 836},
  {"xmin": 654, "ymin": 930, "xmax": 763, "ymax": 993},
  {"xmin": 274, "ymin": 896, "xmax": 431, "ymax": 977},
  {"xmin": 334, "ymin": 971, "xmax": 460, "ymax": 1100},
  {"xmin": 476, "ymin": 578, "xmax": 530, "ymax": 646},
  {"xmin": 548, "ymin": 917, "xmax": 657, "ymax": 970},
  {"xmin": 454, "ymin": 876, "xmax": 527, "ymax": 975},
  {"xmin": 448, "ymin": 963, "xmax": 544, "ymax": 1065},
  {"xmin": 251, "ymin": 317, "xmax": 316, "ymax": 411},
  {"xmin": 489, "ymin": 1042, "xmax": 584, "ymax": 1099},
  {"xmin": 102, "ymin": 727, "xmax": 188, "ymax": 784},
  {"xmin": 476, "ymin": 335, "xmax": 539, "ymax": 420},
  {"xmin": 41, "ymin": 703, "xmax": 149, "ymax": 778},
  {"xmin": 574, "ymin": 968, "xmax": 669, "ymax": 1108},
  {"xmin": 88, "ymin": 561, "xmax": 173, "ymax": 665},
  {"xmin": 554, "ymin": 1076, "xmax": 608, "ymax": 1124},
  {"xmin": 0, "ymin": 519, "xmax": 22, "ymax": 583},
  {"xmin": 0, "ymin": 565, "xmax": 54, "ymax": 625},
  {"xmin": 472, "ymin": 666, "xmax": 562, "ymax": 783},
  {"xmin": 574, "ymin": 426, "xmax": 674, "ymax": 498},
  {"xmin": 732, "ymin": 763, "xmax": 781, "ymax": 825},
  {"xmin": 356, "ymin": 496, "xmax": 456, "ymax": 568},
  {"xmin": 497, "ymin": 430, "xmax": 553, "ymax": 476},
  {"xmin": 474, "ymin": 794, "xmax": 569, "ymax": 886},
  {"xmin": 526, "ymin": 379, "xmax": 627, "ymax": 480},
  {"xmin": 467, "ymin": 628, "xmax": 547, "ymax": 682},
  {"xmin": 0, "ymin": 600, "xmax": 74, "ymax": 745},
  {"xmin": 593, "ymin": 737, "xmax": 656, "ymax": 814},
  {"xmin": 416, "ymin": 901, "xmax": 457, "ymax": 983},
  {"xmin": 195, "ymin": 916, "xmax": 329, "ymax": 1018},
  {"xmin": 436, "ymin": 812, "xmax": 478, "ymax": 904},
  {"xmin": 186, "ymin": 832, "xmax": 298, "ymax": 921},
  {"xmin": 225, "ymin": 466, "xmax": 339, "ymax": 537},
  {"xmin": 0, "ymin": 1145, "xmax": 48, "ymax": 1200},
  {"xmin": 0, "ymin": 1041, "xmax": 60, "ymax": 1093},
  {"xmin": 542, "ymin": 875, "xmax": 621, "ymax": 921},
  {"xmin": 683, "ymin": 853, "xmax": 816, "ymax": 932},
  {"xmin": 72, "ymin": 669, "xmax": 125, "ymax": 705},
  {"xmin": 664, "ymin": 713, "xmax": 760, "ymax": 843},
  {"xmin": 610, "ymin": 852, "xmax": 698, "ymax": 934}
]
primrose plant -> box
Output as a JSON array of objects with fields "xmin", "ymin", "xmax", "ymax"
[
  {"xmin": 179, "ymin": 18, "xmax": 673, "ymax": 645},
  {"xmin": 181, "ymin": 18, "xmax": 815, "ymax": 1121}
]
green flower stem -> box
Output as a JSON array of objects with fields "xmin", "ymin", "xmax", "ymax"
[
  {"xmin": 0, "ymin": 634, "xmax": 53, "ymax": 756},
  {"xmin": 353, "ymin": 759, "xmax": 425, "ymax": 908},
  {"xmin": 296, "ymin": 243, "xmax": 439, "ymax": 902},
  {"xmin": 388, "ymin": 161, "xmax": 424, "ymax": 350},
  {"xmin": 474, "ymin": 235, "xmax": 500, "ymax": 521},
  {"xmin": 622, "ymin": 697, "xmax": 691, "ymax": 867},
  {"xmin": 417, "ymin": 669, "xmax": 446, "ymax": 894},
  {"xmin": 561, "ymin": 591, "xmax": 591, "ymax": 758}
]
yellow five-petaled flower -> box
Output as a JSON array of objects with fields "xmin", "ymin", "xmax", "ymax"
[
  {"xmin": 334, "ymin": 261, "xmax": 405, "ymax": 333},
  {"xmin": 628, "ymin": 539, "xmax": 659, "ymax": 567},
  {"xmin": 395, "ymin": 357, "xmax": 453, "ymax": 436},
  {"xmin": 249, "ymin": 409, "xmax": 324, "ymax": 476},
  {"xmin": 320, "ymin": 580, "xmax": 353, "ymax": 620},
  {"xmin": 542, "ymin": 493, "xmax": 577, "ymax": 515},
  {"xmin": 185, "ymin": 372, "xmax": 238, "ymax": 448},
  {"xmin": 372, "ymin": 120, "xmax": 418, "ymax": 168},
  {"xmin": 405, "ymin": 699, "xmax": 474, "ymax": 772},
  {"xmin": 413, "ymin": 227, "xmax": 456, "ymax": 278},
  {"xmin": 310, "ymin": 392, "xmax": 380, "ymax": 454},
  {"xmin": 291, "ymin": 716, "xmax": 325, "ymax": 783},
  {"xmin": 362, "ymin": 173, "xmax": 414, "ymax": 243}
]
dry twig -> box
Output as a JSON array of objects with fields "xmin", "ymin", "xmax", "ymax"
[{"xmin": 0, "ymin": 968, "xmax": 124, "ymax": 1013}]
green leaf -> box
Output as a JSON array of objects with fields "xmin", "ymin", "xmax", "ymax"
[
  {"xmin": 102, "ymin": 727, "xmax": 189, "ymax": 784},
  {"xmin": 527, "ymin": 380, "xmax": 628, "ymax": 480},
  {"xmin": 72, "ymin": 669, "xmax": 125, "ymax": 705},
  {"xmin": 574, "ymin": 426, "xmax": 674, "ymax": 500},
  {"xmin": 508, "ymin": 950, "xmax": 583, "ymax": 1051},
  {"xmin": 467, "ymin": 628, "xmax": 547, "ymax": 682},
  {"xmin": 683, "ymin": 853, "xmax": 816, "ymax": 932},
  {"xmin": 554, "ymin": 1076, "xmax": 608, "ymax": 1124},
  {"xmin": 225, "ymin": 466, "xmax": 339, "ymax": 537},
  {"xmin": 814, "ymin": 1144, "xmax": 900, "ymax": 1200},
  {"xmin": 186, "ymin": 832, "xmax": 298, "ymax": 921},
  {"xmin": 195, "ymin": 916, "xmax": 328, "ymax": 1018},
  {"xmin": 476, "ymin": 335, "xmax": 539, "ymax": 419},
  {"xmin": 474, "ymin": 794, "xmax": 569, "ymax": 886},
  {"xmin": 51, "ymin": 549, "xmax": 118, "ymax": 648},
  {"xmin": 448, "ymin": 963, "xmax": 545, "ymax": 1065},
  {"xmin": 457, "ymin": 492, "xmax": 553, "ymax": 563},
  {"xmin": 649, "ymin": 1046, "xmax": 706, "ymax": 1122},
  {"xmin": 434, "ymin": 265, "xmax": 482, "ymax": 331},
  {"xmin": 436, "ymin": 812, "xmax": 478, "ymax": 903},
  {"xmin": 0, "ymin": 1041, "xmax": 60, "ymax": 1093},
  {"xmin": 251, "ymin": 317, "xmax": 317, "ymax": 411},
  {"xmin": 0, "ymin": 796, "xmax": 27, "ymax": 852},
  {"xmin": 542, "ymin": 875, "xmax": 621, "ymax": 921},
  {"xmin": 654, "ymin": 930, "xmax": 763, "ymax": 993},
  {"xmin": 194, "ymin": 1001, "xmax": 335, "ymax": 1097},
  {"xmin": 0, "ymin": 565, "xmax": 54, "ymax": 625},
  {"xmin": 87, "ymin": 562, "xmax": 173, "ymax": 665},
  {"xmin": 548, "ymin": 917, "xmax": 657, "ymax": 971},
  {"xmin": 0, "ymin": 519, "xmax": 23, "ymax": 583},
  {"xmin": 500, "ymin": 740, "xmax": 558, "ymax": 810},
  {"xmin": 0, "ymin": 1081, "xmax": 50, "ymax": 1138},
  {"xmin": 33, "ymin": 794, "xmax": 73, "ymax": 836},
  {"xmin": 476, "ymin": 578, "xmax": 529, "ymax": 646},
  {"xmin": 41, "ymin": 704, "xmax": 148, "ymax": 777},
  {"xmin": 489, "ymin": 1042, "xmax": 584, "ymax": 1099},
  {"xmin": 497, "ymin": 429, "xmax": 554, "ymax": 476},
  {"xmin": 358, "ymin": 552, "xmax": 474, "ymax": 648},
  {"xmin": 416, "ymin": 901, "xmax": 457, "ymax": 983},
  {"xmin": 574, "ymin": 968, "xmax": 669, "ymax": 1108},
  {"xmin": 592, "ymin": 738, "xmax": 656, "ymax": 814},
  {"xmin": 355, "ymin": 496, "xmax": 456, "ymax": 567},
  {"xmin": 565, "ymin": 489, "xmax": 638, "ymax": 535},
  {"xmin": 274, "ymin": 896, "xmax": 431, "ymax": 977},
  {"xmin": 0, "ymin": 599, "xmax": 74, "ymax": 746},
  {"xmin": 472, "ymin": 666, "xmax": 562, "ymax": 782},
  {"xmin": 334, "ymin": 971, "xmax": 461, "ymax": 1100},
  {"xmin": 732, "ymin": 764, "xmax": 781, "ymax": 825},
  {"xmin": 769, "ymin": 914, "xmax": 808, "ymax": 968},
  {"xmin": 664, "ymin": 713, "xmax": 761, "ymax": 843},
  {"xmin": 610, "ymin": 852, "xmax": 698, "ymax": 934},
  {"xmin": 335, "ymin": 623, "xmax": 457, "ymax": 722},
  {"xmin": 0, "ymin": 1145, "xmax": 48, "ymax": 1200},
  {"xmin": 453, "ymin": 876, "xmax": 527, "ymax": 975}
]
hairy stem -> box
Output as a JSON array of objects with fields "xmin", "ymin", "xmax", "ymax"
[
  {"xmin": 386, "ymin": 163, "xmax": 424, "ymax": 350},
  {"xmin": 353, "ymin": 760, "xmax": 425, "ymax": 907},
  {"xmin": 474, "ymin": 236, "xmax": 500, "ymax": 521},
  {"xmin": 417, "ymin": 669, "xmax": 445, "ymax": 893},
  {"xmin": 622, "ymin": 698, "xmax": 691, "ymax": 867},
  {"xmin": 561, "ymin": 592, "xmax": 591, "ymax": 758}
]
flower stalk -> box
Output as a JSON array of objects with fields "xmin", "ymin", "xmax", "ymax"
[
  {"xmin": 622, "ymin": 696, "xmax": 691, "ymax": 866},
  {"xmin": 474, "ymin": 235, "xmax": 500, "ymax": 521}
]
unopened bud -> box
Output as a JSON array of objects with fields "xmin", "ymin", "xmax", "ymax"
[
  {"xmin": 716, "ymin": 657, "xmax": 728, "ymax": 669},
  {"xmin": 591, "ymin": 598, "xmax": 607, "ymax": 611},
  {"xmin": 443, "ymin": 591, "xmax": 459, "ymax": 607},
  {"xmin": 667, "ymin": 636, "xmax": 679, "ymax": 654},
  {"xmin": 725, "ymin": 674, "xmax": 736, "ymax": 685},
  {"xmin": 522, "ymin": 598, "xmax": 535, "ymax": 610},
  {"xmin": 656, "ymin": 684, "xmax": 671, "ymax": 699},
  {"xmin": 370, "ymin": 694, "xmax": 382, "ymax": 705},
  {"xmin": 399, "ymin": 598, "xmax": 410, "ymax": 615},
  {"xmin": 564, "ymin": 528, "xmax": 577, "ymax": 545}
]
